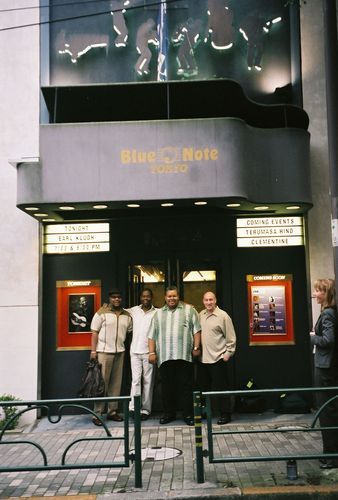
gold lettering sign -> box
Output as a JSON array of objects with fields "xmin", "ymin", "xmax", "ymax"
[{"xmin": 119, "ymin": 146, "xmax": 219, "ymax": 174}]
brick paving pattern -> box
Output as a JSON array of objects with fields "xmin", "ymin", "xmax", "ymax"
[{"xmin": 1, "ymin": 414, "xmax": 338, "ymax": 498}]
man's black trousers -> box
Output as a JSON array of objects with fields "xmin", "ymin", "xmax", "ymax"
[
  {"xmin": 197, "ymin": 359, "xmax": 231, "ymax": 416},
  {"xmin": 159, "ymin": 359, "xmax": 194, "ymax": 417}
]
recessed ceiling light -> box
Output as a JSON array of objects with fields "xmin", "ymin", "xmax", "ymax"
[
  {"xmin": 254, "ymin": 206, "xmax": 269, "ymax": 211},
  {"xmin": 25, "ymin": 207, "xmax": 39, "ymax": 211},
  {"xmin": 161, "ymin": 203, "xmax": 174, "ymax": 207},
  {"xmin": 286, "ymin": 205, "xmax": 300, "ymax": 210},
  {"xmin": 42, "ymin": 218, "xmax": 56, "ymax": 222},
  {"xmin": 226, "ymin": 203, "xmax": 241, "ymax": 208},
  {"xmin": 34, "ymin": 213, "xmax": 48, "ymax": 217},
  {"xmin": 59, "ymin": 206, "xmax": 75, "ymax": 210},
  {"xmin": 127, "ymin": 204, "xmax": 140, "ymax": 208},
  {"xmin": 194, "ymin": 201, "xmax": 207, "ymax": 206},
  {"xmin": 93, "ymin": 204, "xmax": 108, "ymax": 209}
]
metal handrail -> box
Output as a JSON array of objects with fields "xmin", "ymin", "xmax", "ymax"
[
  {"xmin": 0, "ymin": 395, "xmax": 142, "ymax": 487},
  {"xmin": 193, "ymin": 386, "xmax": 338, "ymax": 483}
]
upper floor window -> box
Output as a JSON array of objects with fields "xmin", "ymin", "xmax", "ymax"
[{"xmin": 45, "ymin": 0, "xmax": 297, "ymax": 104}]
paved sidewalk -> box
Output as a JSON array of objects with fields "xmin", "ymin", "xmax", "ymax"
[{"xmin": 1, "ymin": 412, "xmax": 338, "ymax": 498}]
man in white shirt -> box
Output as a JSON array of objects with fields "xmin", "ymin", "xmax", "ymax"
[{"xmin": 128, "ymin": 288, "xmax": 157, "ymax": 420}]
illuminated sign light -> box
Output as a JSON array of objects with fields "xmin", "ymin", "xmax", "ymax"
[
  {"xmin": 66, "ymin": 281, "xmax": 92, "ymax": 287},
  {"xmin": 45, "ymin": 223, "xmax": 109, "ymax": 234},
  {"xmin": 56, "ymin": 279, "xmax": 101, "ymax": 288},
  {"xmin": 332, "ymin": 219, "xmax": 338, "ymax": 247},
  {"xmin": 236, "ymin": 217, "xmax": 304, "ymax": 248},
  {"xmin": 247, "ymin": 274, "xmax": 292, "ymax": 282},
  {"xmin": 44, "ymin": 223, "xmax": 110, "ymax": 254},
  {"xmin": 59, "ymin": 43, "xmax": 108, "ymax": 64},
  {"xmin": 237, "ymin": 237, "xmax": 303, "ymax": 247},
  {"xmin": 237, "ymin": 217, "xmax": 302, "ymax": 227},
  {"xmin": 255, "ymin": 275, "xmax": 284, "ymax": 281},
  {"xmin": 211, "ymin": 41, "xmax": 233, "ymax": 50},
  {"xmin": 44, "ymin": 243, "xmax": 110, "ymax": 254},
  {"xmin": 45, "ymin": 233, "xmax": 109, "ymax": 244},
  {"xmin": 237, "ymin": 227, "xmax": 303, "ymax": 237}
]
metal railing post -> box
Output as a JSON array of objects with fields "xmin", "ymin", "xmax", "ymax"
[
  {"xmin": 196, "ymin": 386, "xmax": 338, "ymax": 475},
  {"xmin": 0, "ymin": 396, "xmax": 139, "ymax": 483},
  {"xmin": 123, "ymin": 399, "xmax": 130, "ymax": 467},
  {"xmin": 133, "ymin": 395, "xmax": 142, "ymax": 488},
  {"xmin": 193, "ymin": 391, "xmax": 205, "ymax": 483},
  {"xmin": 205, "ymin": 393, "xmax": 214, "ymax": 462}
]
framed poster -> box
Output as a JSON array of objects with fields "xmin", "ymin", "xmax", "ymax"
[
  {"xmin": 56, "ymin": 280, "xmax": 101, "ymax": 350},
  {"xmin": 247, "ymin": 274, "xmax": 294, "ymax": 346}
]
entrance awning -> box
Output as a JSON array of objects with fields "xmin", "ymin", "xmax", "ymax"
[{"xmin": 13, "ymin": 117, "xmax": 311, "ymax": 221}]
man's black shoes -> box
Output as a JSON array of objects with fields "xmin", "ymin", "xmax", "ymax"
[
  {"xmin": 183, "ymin": 416, "xmax": 194, "ymax": 426},
  {"xmin": 217, "ymin": 414, "xmax": 231, "ymax": 425},
  {"xmin": 129, "ymin": 411, "xmax": 150, "ymax": 421},
  {"xmin": 107, "ymin": 413, "xmax": 123, "ymax": 422},
  {"xmin": 320, "ymin": 460, "xmax": 338, "ymax": 469},
  {"xmin": 159, "ymin": 414, "xmax": 176, "ymax": 424}
]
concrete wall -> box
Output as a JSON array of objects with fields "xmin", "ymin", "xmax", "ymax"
[
  {"xmin": 300, "ymin": 1, "xmax": 336, "ymax": 325},
  {"xmin": 0, "ymin": 2, "xmax": 40, "ymax": 424}
]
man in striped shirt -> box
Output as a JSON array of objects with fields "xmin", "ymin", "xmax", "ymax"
[{"xmin": 148, "ymin": 286, "xmax": 201, "ymax": 426}]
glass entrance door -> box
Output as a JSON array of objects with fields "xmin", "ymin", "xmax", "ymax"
[
  {"xmin": 181, "ymin": 268, "xmax": 216, "ymax": 312},
  {"xmin": 128, "ymin": 257, "xmax": 217, "ymax": 310},
  {"xmin": 128, "ymin": 261, "xmax": 166, "ymax": 308},
  {"xmin": 127, "ymin": 255, "xmax": 218, "ymax": 411}
]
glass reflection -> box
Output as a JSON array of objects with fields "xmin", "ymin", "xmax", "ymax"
[
  {"xmin": 49, "ymin": 0, "xmax": 291, "ymax": 103},
  {"xmin": 182, "ymin": 269, "xmax": 216, "ymax": 312},
  {"xmin": 130, "ymin": 264, "xmax": 165, "ymax": 308}
]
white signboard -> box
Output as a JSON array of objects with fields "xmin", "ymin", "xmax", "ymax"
[
  {"xmin": 237, "ymin": 217, "xmax": 304, "ymax": 248},
  {"xmin": 332, "ymin": 219, "xmax": 338, "ymax": 247},
  {"xmin": 44, "ymin": 223, "xmax": 110, "ymax": 254},
  {"xmin": 45, "ymin": 223, "xmax": 109, "ymax": 234}
]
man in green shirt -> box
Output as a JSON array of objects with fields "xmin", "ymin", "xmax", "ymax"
[{"xmin": 148, "ymin": 286, "xmax": 201, "ymax": 425}]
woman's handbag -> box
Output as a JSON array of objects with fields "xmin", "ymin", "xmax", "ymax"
[{"xmin": 78, "ymin": 358, "xmax": 105, "ymax": 398}]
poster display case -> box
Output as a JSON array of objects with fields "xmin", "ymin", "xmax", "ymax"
[
  {"xmin": 247, "ymin": 274, "xmax": 294, "ymax": 346},
  {"xmin": 56, "ymin": 280, "xmax": 101, "ymax": 350}
]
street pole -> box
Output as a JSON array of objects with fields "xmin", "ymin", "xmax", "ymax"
[
  {"xmin": 323, "ymin": 0, "xmax": 338, "ymax": 292},
  {"xmin": 193, "ymin": 391, "xmax": 205, "ymax": 483}
]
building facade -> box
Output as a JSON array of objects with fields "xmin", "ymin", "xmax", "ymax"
[{"xmin": 0, "ymin": 0, "xmax": 336, "ymax": 423}]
